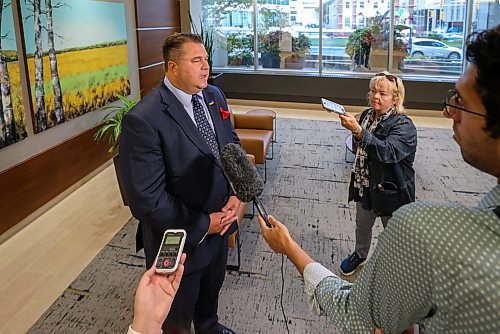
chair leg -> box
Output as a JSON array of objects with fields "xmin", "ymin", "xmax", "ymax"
[
  {"xmin": 272, "ymin": 118, "xmax": 277, "ymax": 143},
  {"xmin": 266, "ymin": 140, "xmax": 274, "ymax": 160},
  {"xmin": 226, "ymin": 232, "xmax": 241, "ymax": 271},
  {"xmin": 264, "ymin": 159, "xmax": 267, "ymax": 183}
]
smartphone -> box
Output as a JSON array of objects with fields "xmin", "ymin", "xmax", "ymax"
[
  {"xmin": 321, "ymin": 98, "xmax": 346, "ymax": 115},
  {"xmin": 155, "ymin": 229, "xmax": 187, "ymax": 274}
]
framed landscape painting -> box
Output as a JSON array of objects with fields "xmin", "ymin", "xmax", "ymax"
[
  {"xmin": 21, "ymin": 0, "xmax": 130, "ymax": 133},
  {"xmin": 0, "ymin": 0, "xmax": 26, "ymax": 149}
]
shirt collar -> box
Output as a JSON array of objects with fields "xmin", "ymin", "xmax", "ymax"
[
  {"xmin": 163, "ymin": 76, "xmax": 203, "ymax": 108},
  {"xmin": 478, "ymin": 184, "xmax": 500, "ymax": 209}
]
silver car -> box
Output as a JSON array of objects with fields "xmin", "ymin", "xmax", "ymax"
[{"xmin": 410, "ymin": 38, "xmax": 462, "ymax": 60}]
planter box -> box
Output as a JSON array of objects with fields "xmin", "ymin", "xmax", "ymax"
[
  {"xmin": 285, "ymin": 54, "xmax": 306, "ymax": 69},
  {"xmin": 261, "ymin": 51, "xmax": 280, "ymax": 68},
  {"xmin": 368, "ymin": 49, "xmax": 407, "ymax": 72},
  {"xmin": 208, "ymin": 73, "xmax": 224, "ymax": 86}
]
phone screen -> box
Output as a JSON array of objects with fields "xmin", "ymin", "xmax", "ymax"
[{"xmin": 321, "ymin": 98, "xmax": 346, "ymax": 115}]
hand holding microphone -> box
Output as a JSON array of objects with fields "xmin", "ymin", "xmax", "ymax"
[
  {"xmin": 220, "ymin": 143, "xmax": 271, "ymax": 227},
  {"xmin": 257, "ymin": 215, "xmax": 293, "ymax": 254}
]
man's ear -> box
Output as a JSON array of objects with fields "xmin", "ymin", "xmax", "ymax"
[{"xmin": 167, "ymin": 60, "xmax": 177, "ymax": 73}]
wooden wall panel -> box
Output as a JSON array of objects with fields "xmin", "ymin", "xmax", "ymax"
[
  {"xmin": 0, "ymin": 128, "xmax": 111, "ymax": 235},
  {"xmin": 135, "ymin": 0, "xmax": 180, "ymax": 28},
  {"xmin": 137, "ymin": 28, "xmax": 179, "ymax": 68},
  {"xmin": 139, "ymin": 64, "xmax": 165, "ymax": 98},
  {"xmin": 136, "ymin": 0, "xmax": 180, "ymax": 97}
]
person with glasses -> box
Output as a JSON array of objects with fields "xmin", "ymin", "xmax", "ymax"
[
  {"xmin": 257, "ymin": 25, "xmax": 500, "ymax": 334},
  {"xmin": 338, "ymin": 71, "xmax": 417, "ymax": 276}
]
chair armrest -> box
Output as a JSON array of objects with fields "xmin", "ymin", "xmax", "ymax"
[
  {"xmin": 233, "ymin": 114, "xmax": 274, "ymax": 130},
  {"xmin": 238, "ymin": 136, "xmax": 268, "ymax": 163}
]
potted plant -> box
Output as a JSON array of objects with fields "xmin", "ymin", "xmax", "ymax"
[
  {"xmin": 93, "ymin": 94, "xmax": 140, "ymax": 205},
  {"xmin": 227, "ymin": 33, "xmax": 254, "ymax": 67},
  {"xmin": 345, "ymin": 26, "xmax": 373, "ymax": 69},
  {"xmin": 285, "ymin": 33, "xmax": 311, "ymax": 69},
  {"xmin": 259, "ymin": 30, "xmax": 281, "ymax": 68},
  {"xmin": 369, "ymin": 24, "xmax": 409, "ymax": 72}
]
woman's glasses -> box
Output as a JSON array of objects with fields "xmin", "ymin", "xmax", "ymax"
[
  {"xmin": 375, "ymin": 72, "xmax": 399, "ymax": 90},
  {"xmin": 443, "ymin": 89, "xmax": 488, "ymax": 119}
]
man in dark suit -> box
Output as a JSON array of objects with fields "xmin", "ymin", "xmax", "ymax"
[{"xmin": 119, "ymin": 33, "xmax": 240, "ymax": 334}]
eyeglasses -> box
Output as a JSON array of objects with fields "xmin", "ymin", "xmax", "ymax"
[
  {"xmin": 375, "ymin": 72, "xmax": 399, "ymax": 90},
  {"xmin": 443, "ymin": 89, "xmax": 488, "ymax": 119}
]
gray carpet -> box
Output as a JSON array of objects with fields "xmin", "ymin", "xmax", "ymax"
[{"xmin": 28, "ymin": 118, "xmax": 495, "ymax": 334}]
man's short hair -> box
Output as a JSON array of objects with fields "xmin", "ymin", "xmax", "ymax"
[
  {"xmin": 162, "ymin": 33, "xmax": 203, "ymax": 68},
  {"xmin": 466, "ymin": 25, "xmax": 500, "ymax": 139}
]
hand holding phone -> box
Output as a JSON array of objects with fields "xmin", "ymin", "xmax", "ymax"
[
  {"xmin": 321, "ymin": 98, "xmax": 346, "ymax": 115},
  {"xmin": 155, "ymin": 229, "xmax": 187, "ymax": 274}
]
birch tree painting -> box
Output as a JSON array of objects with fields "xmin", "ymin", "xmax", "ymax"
[
  {"xmin": 21, "ymin": 0, "xmax": 130, "ymax": 134},
  {"xmin": 45, "ymin": 0, "xmax": 63, "ymax": 124},
  {"xmin": 32, "ymin": 0, "xmax": 46, "ymax": 132},
  {"xmin": 0, "ymin": 0, "xmax": 15, "ymax": 145},
  {"xmin": 0, "ymin": 0, "xmax": 25, "ymax": 149}
]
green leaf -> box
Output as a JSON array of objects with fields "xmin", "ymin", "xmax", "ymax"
[{"xmin": 93, "ymin": 93, "xmax": 140, "ymax": 154}]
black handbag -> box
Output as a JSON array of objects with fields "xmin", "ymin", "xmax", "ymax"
[{"xmin": 371, "ymin": 163, "xmax": 413, "ymax": 216}]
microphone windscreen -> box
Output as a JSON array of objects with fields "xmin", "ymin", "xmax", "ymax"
[{"xmin": 220, "ymin": 143, "xmax": 264, "ymax": 202}]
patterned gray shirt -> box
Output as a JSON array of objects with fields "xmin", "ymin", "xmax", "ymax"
[{"xmin": 304, "ymin": 185, "xmax": 500, "ymax": 334}]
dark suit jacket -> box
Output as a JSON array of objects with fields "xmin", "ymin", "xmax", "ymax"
[{"xmin": 119, "ymin": 83, "xmax": 240, "ymax": 274}]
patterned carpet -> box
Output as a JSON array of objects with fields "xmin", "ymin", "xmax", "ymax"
[{"xmin": 28, "ymin": 118, "xmax": 495, "ymax": 334}]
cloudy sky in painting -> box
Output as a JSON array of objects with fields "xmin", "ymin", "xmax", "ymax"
[{"xmin": 16, "ymin": 0, "xmax": 127, "ymax": 53}]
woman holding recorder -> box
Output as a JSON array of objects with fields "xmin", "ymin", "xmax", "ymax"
[{"xmin": 338, "ymin": 72, "xmax": 417, "ymax": 275}]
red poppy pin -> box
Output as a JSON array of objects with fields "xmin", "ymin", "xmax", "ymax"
[{"xmin": 219, "ymin": 107, "xmax": 231, "ymax": 120}]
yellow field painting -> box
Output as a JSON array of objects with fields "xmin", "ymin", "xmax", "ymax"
[
  {"xmin": 26, "ymin": 44, "xmax": 129, "ymax": 81},
  {"xmin": 26, "ymin": 44, "xmax": 130, "ymax": 128}
]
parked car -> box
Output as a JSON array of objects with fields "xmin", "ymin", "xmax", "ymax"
[
  {"xmin": 442, "ymin": 33, "xmax": 463, "ymax": 42},
  {"xmin": 446, "ymin": 26, "xmax": 463, "ymax": 34},
  {"xmin": 410, "ymin": 38, "xmax": 462, "ymax": 60}
]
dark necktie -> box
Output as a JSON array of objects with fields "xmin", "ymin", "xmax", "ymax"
[{"xmin": 192, "ymin": 95, "xmax": 220, "ymax": 161}]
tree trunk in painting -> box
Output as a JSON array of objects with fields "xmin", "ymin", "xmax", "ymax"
[
  {"xmin": 0, "ymin": 50, "xmax": 15, "ymax": 145},
  {"xmin": 0, "ymin": 0, "xmax": 15, "ymax": 146},
  {"xmin": 34, "ymin": 0, "xmax": 46, "ymax": 132},
  {"xmin": 0, "ymin": 89, "xmax": 5, "ymax": 147},
  {"xmin": 45, "ymin": 0, "xmax": 64, "ymax": 125}
]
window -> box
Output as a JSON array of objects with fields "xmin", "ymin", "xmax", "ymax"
[
  {"xmin": 257, "ymin": 0, "xmax": 319, "ymax": 70},
  {"xmin": 200, "ymin": 0, "xmax": 498, "ymax": 79}
]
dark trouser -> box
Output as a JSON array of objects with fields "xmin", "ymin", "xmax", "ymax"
[
  {"xmin": 355, "ymin": 202, "xmax": 391, "ymax": 258},
  {"xmin": 162, "ymin": 240, "xmax": 228, "ymax": 334}
]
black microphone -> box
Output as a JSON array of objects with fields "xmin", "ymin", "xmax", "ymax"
[{"xmin": 220, "ymin": 143, "xmax": 271, "ymax": 227}]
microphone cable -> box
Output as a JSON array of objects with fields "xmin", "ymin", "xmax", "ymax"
[{"xmin": 280, "ymin": 253, "xmax": 290, "ymax": 334}]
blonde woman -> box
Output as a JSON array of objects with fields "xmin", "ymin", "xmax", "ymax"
[{"xmin": 338, "ymin": 72, "xmax": 417, "ymax": 276}]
